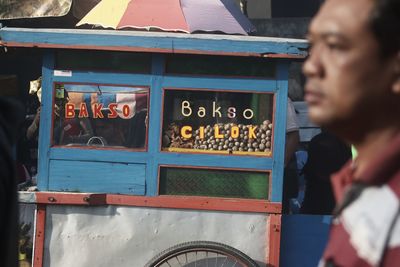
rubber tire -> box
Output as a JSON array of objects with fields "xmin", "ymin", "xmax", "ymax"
[{"xmin": 145, "ymin": 240, "xmax": 258, "ymax": 267}]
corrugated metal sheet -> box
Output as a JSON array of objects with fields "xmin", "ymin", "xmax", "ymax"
[{"xmin": 44, "ymin": 205, "xmax": 268, "ymax": 266}]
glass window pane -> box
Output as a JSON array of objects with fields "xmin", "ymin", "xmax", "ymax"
[
  {"xmin": 159, "ymin": 167, "xmax": 269, "ymax": 200},
  {"xmin": 162, "ymin": 90, "xmax": 274, "ymax": 156},
  {"xmin": 55, "ymin": 50, "xmax": 151, "ymax": 73},
  {"xmin": 166, "ymin": 54, "xmax": 276, "ymax": 78},
  {"xmin": 52, "ymin": 83, "xmax": 148, "ymax": 149}
]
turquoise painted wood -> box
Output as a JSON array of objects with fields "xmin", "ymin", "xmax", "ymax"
[
  {"xmin": 48, "ymin": 160, "xmax": 146, "ymax": 194},
  {"xmin": 50, "ymin": 72, "xmax": 277, "ymax": 92},
  {"xmin": 155, "ymin": 153, "xmax": 274, "ymax": 170},
  {"xmin": 30, "ymin": 33, "xmax": 291, "ymax": 201},
  {"xmin": 37, "ymin": 53, "xmax": 54, "ymax": 190},
  {"xmin": 0, "ymin": 28, "xmax": 308, "ymax": 58},
  {"xmin": 146, "ymin": 54, "xmax": 165, "ymax": 196},
  {"xmin": 51, "ymin": 72, "xmax": 152, "ymax": 86},
  {"xmin": 271, "ymin": 62, "xmax": 290, "ymax": 202},
  {"xmin": 49, "ymin": 148, "xmax": 150, "ymax": 163}
]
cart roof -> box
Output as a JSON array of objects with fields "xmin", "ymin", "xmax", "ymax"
[{"xmin": 0, "ymin": 27, "xmax": 308, "ymax": 58}]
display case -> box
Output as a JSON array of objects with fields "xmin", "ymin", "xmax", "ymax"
[
  {"xmin": 38, "ymin": 48, "xmax": 288, "ymax": 201},
  {"xmin": 0, "ymin": 27, "xmax": 307, "ymax": 267}
]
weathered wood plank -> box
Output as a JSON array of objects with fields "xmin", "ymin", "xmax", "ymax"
[
  {"xmin": 48, "ymin": 160, "xmax": 146, "ymax": 195},
  {"xmin": 0, "ymin": 27, "xmax": 308, "ymax": 57}
]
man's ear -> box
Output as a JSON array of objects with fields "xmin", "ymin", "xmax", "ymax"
[{"xmin": 392, "ymin": 52, "xmax": 400, "ymax": 94}]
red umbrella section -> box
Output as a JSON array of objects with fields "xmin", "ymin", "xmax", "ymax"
[{"xmin": 77, "ymin": 0, "xmax": 256, "ymax": 35}]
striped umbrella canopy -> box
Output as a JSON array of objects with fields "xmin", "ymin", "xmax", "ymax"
[{"xmin": 76, "ymin": 0, "xmax": 256, "ymax": 35}]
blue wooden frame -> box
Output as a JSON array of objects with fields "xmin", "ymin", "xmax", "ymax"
[
  {"xmin": 37, "ymin": 50, "xmax": 289, "ymax": 203},
  {"xmin": 0, "ymin": 28, "xmax": 308, "ymax": 58},
  {"xmin": 0, "ymin": 25, "xmax": 305, "ymax": 204}
]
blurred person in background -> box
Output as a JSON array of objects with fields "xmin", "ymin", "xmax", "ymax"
[
  {"xmin": 303, "ymin": 0, "xmax": 400, "ymax": 266},
  {"xmin": 300, "ymin": 130, "xmax": 351, "ymax": 215},
  {"xmin": 282, "ymin": 97, "xmax": 301, "ymax": 213},
  {"xmin": 0, "ymin": 97, "xmax": 24, "ymax": 267}
]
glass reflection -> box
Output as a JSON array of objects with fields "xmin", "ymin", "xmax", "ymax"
[{"xmin": 53, "ymin": 83, "xmax": 148, "ymax": 149}]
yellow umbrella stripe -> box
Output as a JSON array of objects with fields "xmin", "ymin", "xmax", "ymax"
[{"xmin": 77, "ymin": 0, "xmax": 131, "ymax": 28}]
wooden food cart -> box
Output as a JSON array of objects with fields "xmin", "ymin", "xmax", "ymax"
[{"xmin": 0, "ymin": 27, "xmax": 307, "ymax": 267}]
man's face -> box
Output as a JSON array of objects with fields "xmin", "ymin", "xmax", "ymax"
[{"xmin": 303, "ymin": 0, "xmax": 397, "ymax": 139}]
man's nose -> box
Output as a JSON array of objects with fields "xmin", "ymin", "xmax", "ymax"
[{"xmin": 302, "ymin": 45, "xmax": 324, "ymax": 78}]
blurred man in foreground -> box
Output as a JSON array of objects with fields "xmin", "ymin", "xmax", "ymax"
[{"xmin": 303, "ymin": 0, "xmax": 400, "ymax": 266}]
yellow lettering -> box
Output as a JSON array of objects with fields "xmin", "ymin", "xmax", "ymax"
[
  {"xmin": 199, "ymin": 126, "xmax": 205, "ymax": 139},
  {"xmin": 248, "ymin": 126, "xmax": 257, "ymax": 139},
  {"xmin": 214, "ymin": 125, "xmax": 223, "ymax": 138},
  {"xmin": 181, "ymin": 126, "xmax": 192, "ymax": 139},
  {"xmin": 231, "ymin": 126, "xmax": 239, "ymax": 138}
]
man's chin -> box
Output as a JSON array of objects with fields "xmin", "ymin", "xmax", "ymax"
[
  {"xmin": 308, "ymin": 110, "xmax": 331, "ymax": 127},
  {"xmin": 308, "ymin": 112, "xmax": 352, "ymax": 138}
]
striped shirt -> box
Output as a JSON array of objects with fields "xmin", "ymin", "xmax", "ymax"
[{"xmin": 319, "ymin": 134, "xmax": 400, "ymax": 267}]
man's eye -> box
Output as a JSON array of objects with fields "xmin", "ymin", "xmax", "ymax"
[
  {"xmin": 327, "ymin": 42, "xmax": 344, "ymax": 51},
  {"xmin": 327, "ymin": 43, "xmax": 338, "ymax": 49}
]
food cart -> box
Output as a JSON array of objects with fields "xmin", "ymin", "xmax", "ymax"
[{"xmin": 0, "ymin": 27, "xmax": 307, "ymax": 266}]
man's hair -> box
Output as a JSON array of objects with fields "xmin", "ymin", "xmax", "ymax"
[{"xmin": 370, "ymin": 0, "xmax": 400, "ymax": 57}]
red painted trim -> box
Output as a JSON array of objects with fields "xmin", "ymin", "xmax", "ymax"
[
  {"xmin": 34, "ymin": 192, "xmax": 281, "ymax": 212},
  {"xmin": 268, "ymin": 214, "xmax": 281, "ymax": 267},
  {"xmin": 36, "ymin": 192, "xmax": 107, "ymax": 205},
  {"xmin": 106, "ymin": 195, "xmax": 281, "ymax": 213},
  {"xmin": 2, "ymin": 41, "xmax": 304, "ymax": 58},
  {"xmin": 33, "ymin": 204, "xmax": 46, "ymax": 267}
]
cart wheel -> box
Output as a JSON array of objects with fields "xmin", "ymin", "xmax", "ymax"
[{"xmin": 145, "ymin": 241, "xmax": 258, "ymax": 267}]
